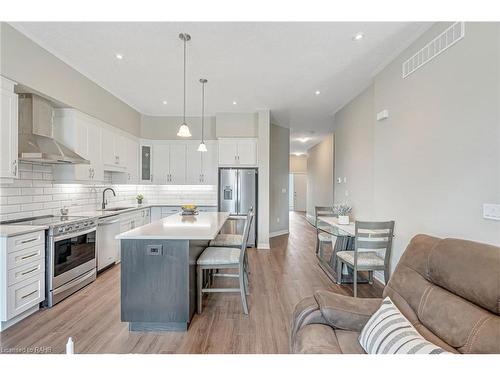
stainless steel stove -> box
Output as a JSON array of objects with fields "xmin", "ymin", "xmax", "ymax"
[{"xmin": 2, "ymin": 215, "xmax": 98, "ymax": 307}]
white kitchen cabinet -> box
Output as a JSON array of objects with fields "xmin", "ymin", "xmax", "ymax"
[
  {"xmin": 1, "ymin": 230, "xmax": 45, "ymax": 331},
  {"xmin": 0, "ymin": 77, "xmax": 18, "ymax": 181},
  {"xmin": 218, "ymin": 138, "xmax": 258, "ymax": 166},
  {"xmin": 186, "ymin": 141, "xmax": 218, "ymax": 184},
  {"xmin": 151, "ymin": 143, "xmax": 186, "ymax": 184},
  {"xmin": 152, "ymin": 144, "xmax": 170, "ymax": 184},
  {"xmin": 102, "ymin": 127, "xmax": 116, "ymax": 166},
  {"xmin": 53, "ymin": 109, "xmax": 103, "ymax": 182},
  {"xmin": 112, "ymin": 137, "xmax": 139, "ymax": 184}
]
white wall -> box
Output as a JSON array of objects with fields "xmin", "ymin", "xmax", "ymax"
[
  {"xmin": 0, "ymin": 22, "xmax": 141, "ymax": 137},
  {"xmin": 333, "ymin": 22, "xmax": 500, "ymax": 282},
  {"xmin": 141, "ymin": 115, "xmax": 216, "ymax": 140},
  {"xmin": 216, "ymin": 112, "xmax": 258, "ymax": 138},
  {"xmin": 269, "ymin": 124, "xmax": 290, "ymax": 236},
  {"xmin": 306, "ymin": 134, "xmax": 335, "ymax": 220}
]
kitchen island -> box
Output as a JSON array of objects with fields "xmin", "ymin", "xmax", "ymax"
[{"xmin": 116, "ymin": 211, "xmax": 229, "ymax": 331}]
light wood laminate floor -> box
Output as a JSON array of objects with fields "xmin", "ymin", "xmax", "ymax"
[{"xmin": 0, "ymin": 212, "xmax": 382, "ymax": 354}]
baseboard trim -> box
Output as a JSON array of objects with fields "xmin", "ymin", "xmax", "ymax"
[
  {"xmin": 269, "ymin": 229, "xmax": 289, "ymax": 238},
  {"xmin": 257, "ymin": 242, "xmax": 270, "ymax": 249}
]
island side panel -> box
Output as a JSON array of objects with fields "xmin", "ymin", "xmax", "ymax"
[
  {"xmin": 187, "ymin": 240, "xmax": 209, "ymax": 319},
  {"xmin": 120, "ymin": 239, "xmax": 189, "ymax": 330}
]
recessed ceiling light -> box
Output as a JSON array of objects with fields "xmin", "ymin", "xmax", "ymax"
[
  {"xmin": 115, "ymin": 53, "xmax": 123, "ymax": 60},
  {"xmin": 353, "ymin": 33, "xmax": 364, "ymax": 41},
  {"xmin": 297, "ymin": 137, "xmax": 310, "ymax": 143},
  {"xmin": 162, "ymin": 100, "xmax": 168, "ymax": 105},
  {"xmin": 232, "ymin": 101, "xmax": 237, "ymax": 105},
  {"xmin": 315, "ymin": 90, "xmax": 321, "ymax": 95}
]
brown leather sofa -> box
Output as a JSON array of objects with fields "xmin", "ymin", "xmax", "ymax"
[{"xmin": 290, "ymin": 234, "xmax": 500, "ymax": 354}]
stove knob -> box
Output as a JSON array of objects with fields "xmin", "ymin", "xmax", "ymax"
[{"xmin": 58, "ymin": 227, "xmax": 64, "ymax": 233}]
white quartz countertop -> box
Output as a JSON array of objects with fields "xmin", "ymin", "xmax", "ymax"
[
  {"xmin": 0, "ymin": 225, "xmax": 48, "ymax": 238},
  {"xmin": 116, "ymin": 212, "xmax": 230, "ymax": 240},
  {"xmin": 78, "ymin": 203, "xmax": 218, "ymax": 220}
]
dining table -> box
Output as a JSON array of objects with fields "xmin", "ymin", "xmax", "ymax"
[{"xmin": 315, "ymin": 216, "xmax": 370, "ymax": 284}]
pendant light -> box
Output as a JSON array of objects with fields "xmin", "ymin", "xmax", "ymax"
[
  {"xmin": 197, "ymin": 78, "xmax": 208, "ymax": 152},
  {"xmin": 177, "ymin": 33, "xmax": 192, "ymax": 137}
]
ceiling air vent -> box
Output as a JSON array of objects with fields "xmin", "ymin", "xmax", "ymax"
[{"xmin": 402, "ymin": 22, "xmax": 465, "ymax": 78}]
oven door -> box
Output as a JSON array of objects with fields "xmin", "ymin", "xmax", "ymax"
[{"xmin": 51, "ymin": 228, "xmax": 96, "ymax": 290}]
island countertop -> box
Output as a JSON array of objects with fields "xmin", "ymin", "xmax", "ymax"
[{"xmin": 116, "ymin": 211, "xmax": 230, "ymax": 240}]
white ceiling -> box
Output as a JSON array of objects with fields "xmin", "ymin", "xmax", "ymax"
[{"xmin": 11, "ymin": 22, "xmax": 431, "ymax": 154}]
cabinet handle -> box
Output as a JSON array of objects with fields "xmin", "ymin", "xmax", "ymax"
[
  {"xmin": 20, "ymin": 237, "xmax": 38, "ymax": 244},
  {"xmin": 150, "ymin": 174, "xmax": 153, "ymax": 182},
  {"xmin": 20, "ymin": 252, "xmax": 38, "ymax": 260},
  {"xmin": 21, "ymin": 290, "xmax": 38, "ymax": 300},
  {"xmin": 12, "ymin": 160, "xmax": 17, "ymax": 176},
  {"xmin": 21, "ymin": 267, "xmax": 38, "ymax": 276}
]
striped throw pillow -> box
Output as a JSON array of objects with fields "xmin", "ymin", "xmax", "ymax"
[{"xmin": 358, "ymin": 297, "xmax": 448, "ymax": 354}]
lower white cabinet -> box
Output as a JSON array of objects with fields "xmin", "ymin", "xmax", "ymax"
[{"xmin": 1, "ymin": 230, "xmax": 46, "ymax": 331}]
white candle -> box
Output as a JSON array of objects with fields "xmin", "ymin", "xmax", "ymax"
[{"xmin": 66, "ymin": 337, "xmax": 74, "ymax": 354}]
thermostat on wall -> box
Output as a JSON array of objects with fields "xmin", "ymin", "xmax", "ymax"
[{"xmin": 376, "ymin": 110, "xmax": 389, "ymax": 121}]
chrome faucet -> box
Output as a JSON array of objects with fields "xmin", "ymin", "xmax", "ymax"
[{"xmin": 102, "ymin": 188, "xmax": 116, "ymax": 209}]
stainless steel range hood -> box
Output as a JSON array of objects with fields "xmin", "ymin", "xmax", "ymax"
[{"xmin": 18, "ymin": 94, "xmax": 90, "ymax": 164}]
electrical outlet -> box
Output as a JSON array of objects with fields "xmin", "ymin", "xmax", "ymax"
[{"xmin": 483, "ymin": 203, "xmax": 500, "ymax": 220}]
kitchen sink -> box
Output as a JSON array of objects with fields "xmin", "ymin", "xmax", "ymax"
[{"xmin": 102, "ymin": 207, "xmax": 134, "ymax": 212}]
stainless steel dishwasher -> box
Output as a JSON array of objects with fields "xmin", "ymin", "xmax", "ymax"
[{"xmin": 97, "ymin": 216, "xmax": 121, "ymax": 272}]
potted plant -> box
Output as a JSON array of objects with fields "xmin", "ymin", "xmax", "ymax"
[
  {"xmin": 136, "ymin": 194, "xmax": 144, "ymax": 205},
  {"xmin": 333, "ymin": 204, "xmax": 352, "ymax": 225}
]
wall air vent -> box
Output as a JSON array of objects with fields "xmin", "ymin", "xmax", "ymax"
[{"xmin": 402, "ymin": 22, "xmax": 465, "ymax": 79}]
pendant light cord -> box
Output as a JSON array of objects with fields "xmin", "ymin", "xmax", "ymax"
[
  {"xmin": 183, "ymin": 35, "xmax": 187, "ymax": 124},
  {"xmin": 201, "ymin": 81, "xmax": 205, "ymax": 142}
]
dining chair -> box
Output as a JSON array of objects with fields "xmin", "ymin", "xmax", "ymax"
[
  {"xmin": 196, "ymin": 207, "xmax": 254, "ymax": 315},
  {"xmin": 209, "ymin": 207, "xmax": 253, "ymax": 248},
  {"xmin": 335, "ymin": 220, "xmax": 395, "ymax": 297},
  {"xmin": 314, "ymin": 206, "xmax": 335, "ymax": 258}
]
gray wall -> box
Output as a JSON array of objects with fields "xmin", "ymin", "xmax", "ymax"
[
  {"xmin": 306, "ymin": 134, "xmax": 334, "ymax": 219},
  {"xmin": 141, "ymin": 115, "xmax": 216, "ymax": 140},
  {"xmin": 334, "ymin": 85, "xmax": 374, "ymax": 219},
  {"xmin": 216, "ymin": 112, "xmax": 258, "ymax": 138},
  {"xmin": 333, "ymin": 22, "xmax": 500, "ymax": 281},
  {"xmin": 0, "ymin": 23, "xmax": 141, "ymax": 136},
  {"xmin": 269, "ymin": 124, "xmax": 290, "ymax": 235}
]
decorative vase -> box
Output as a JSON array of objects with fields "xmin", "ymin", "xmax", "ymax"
[
  {"xmin": 137, "ymin": 198, "xmax": 143, "ymax": 205},
  {"xmin": 338, "ymin": 215, "xmax": 350, "ymax": 225}
]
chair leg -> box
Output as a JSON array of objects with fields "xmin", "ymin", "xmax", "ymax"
[
  {"xmin": 243, "ymin": 267, "xmax": 249, "ymax": 296},
  {"xmin": 384, "ymin": 266, "xmax": 390, "ymax": 285},
  {"xmin": 239, "ymin": 271, "xmax": 249, "ymax": 315},
  {"xmin": 197, "ymin": 266, "xmax": 203, "ymax": 314},
  {"xmin": 368, "ymin": 271, "xmax": 373, "ymax": 285},
  {"xmin": 353, "ymin": 266, "xmax": 358, "ymax": 298},
  {"xmin": 336, "ymin": 259, "xmax": 343, "ymax": 284}
]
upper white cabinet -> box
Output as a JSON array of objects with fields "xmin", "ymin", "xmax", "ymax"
[
  {"xmin": 0, "ymin": 77, "xmax": 18, "ymax": 180},
  {"xmin": 152, "ymin": 143, "xmax": 186, "ymax": 184},
  {"xmin": 102, "ymin": 127, "xmax": 127, "ymax": 170},
  {"xmin": 53, "ymin": 109, "xmax": 103, "ymax": 182},
  {"xmin": 186, "ymin": 141, "xmax": 218, "ymax": 184},
  {"xmin": 124, "ymin": 137, "xmax": 139, "ymax": 183},
  {"xmin": 218, "ymin": 138, "xmax": 258, "ymax": 166}
]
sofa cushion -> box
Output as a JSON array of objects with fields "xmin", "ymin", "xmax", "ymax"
[
  {"xmin": 335, "ymin": 329, "xmax": 366, "ymax": 354},
  {"xmin": 359, "ymin": 297, "xmax": 448, "ymax": 354},
  {"xmin": 428, "ymin": 238, "xmax": 500, "ymax": 315}
]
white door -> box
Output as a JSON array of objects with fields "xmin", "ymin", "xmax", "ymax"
[
  {"xmin": 101, "ymin": 128, "xmax": 116, "ymax": 166},
  {"xmin": 201, "ymin": 141, "xmax": 218, "ymax": 184},
  {"xmin": 293, "ymin": 173, "xmax": 307, "ymax": 212},
  {"xmin": 124, "ymin": 138, "xmax": 139, "ymax": 183},
  {"xmin": 169, "ymin": 143, "xmax": 186, "ymax": 184},
  {"xmin": 87, "ymin": 122, "xmax": 103, "ymax": 181},
  {"xmin": 152, "ymin": 144, "xmax": 170, "ymax": 184},
  {"xmin": 186, "ymin": 143, "xmax": 202, "ymax": 184},
  {"xmin": 0, "ymin": 87, "xmax": 18, "ymax": 179},
  {"xmin": 236, "ymin": 139, "xmax": 257, "ymax": 166},
  {"xmin": 218, "ymin": 140, "xmax": 238, "ymax": 165}
]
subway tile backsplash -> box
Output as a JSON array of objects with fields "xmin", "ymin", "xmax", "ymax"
[{"xmin": 0, "ymin": 162, "xmax": 217, "ymax": 221}]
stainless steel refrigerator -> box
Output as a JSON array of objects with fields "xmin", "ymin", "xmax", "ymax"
[{"xmin": 218, "ymin": 168, "xmax": 257, "ymax": 247}]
